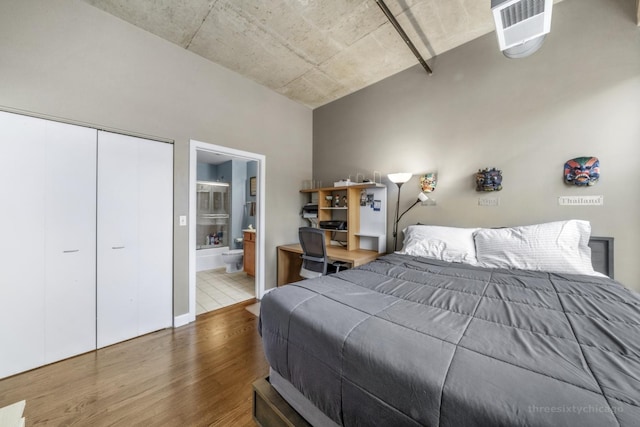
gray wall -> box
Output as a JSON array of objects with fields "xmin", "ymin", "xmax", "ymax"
[
  {"xmin": 0, "ymin": 0, "xmax": 313, "ymax": 315},
  {"xmin": 313, "ymin": 0, "xmax": 640, "ymax": 290}
]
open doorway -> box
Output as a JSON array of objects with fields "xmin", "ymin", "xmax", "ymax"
[{"xmin": 188, "ymin": 140, "xmax": 265, "ymax": 322}]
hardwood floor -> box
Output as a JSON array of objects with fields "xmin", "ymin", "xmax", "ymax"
[{"xmin": 0, "ymin": 301, "xmax": 269, "ymax": 426}]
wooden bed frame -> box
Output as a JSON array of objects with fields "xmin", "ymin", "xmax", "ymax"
[
  {"xmin": 253, "ymin": 377, "xmax": 311, "ymax": 427},
  {"xmin": 253, "ymin": 237, "xmax": 615, "ymax": 426}
]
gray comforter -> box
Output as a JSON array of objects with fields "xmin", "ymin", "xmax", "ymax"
[{"xmin": 259, "ymin": 254, "xmax": 640, "ymax": 426}]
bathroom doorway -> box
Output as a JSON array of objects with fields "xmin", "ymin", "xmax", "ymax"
[{"xmin": 188, "ymin": 140, "xmax": 265, "ymax": 321}]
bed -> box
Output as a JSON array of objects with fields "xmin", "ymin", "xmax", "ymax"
[{"xmin": 256, "ymin": 220, "xmax": 639, "ymax": 426}]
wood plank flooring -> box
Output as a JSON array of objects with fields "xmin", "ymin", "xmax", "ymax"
[{"xmin": 0, "ymin": 301, "xmax": 269, "ymax": 426}]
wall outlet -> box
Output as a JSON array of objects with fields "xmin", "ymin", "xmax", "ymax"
[
  {"xmin": 179, "ymin": 215, "xmax": 187, "ymax": 226},
  {"xmin": 478, "ymin": 197, "xmax": 500, "ymax": 207}
]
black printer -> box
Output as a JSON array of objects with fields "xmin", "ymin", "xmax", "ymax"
[{"xmin": 301, "ymin": 203, "xmax": 318, "ymax": 218}]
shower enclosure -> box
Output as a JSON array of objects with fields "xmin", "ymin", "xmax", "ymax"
[{"xmin": 196, "ymin": 181, "xmax": 229, "ymax": 249}]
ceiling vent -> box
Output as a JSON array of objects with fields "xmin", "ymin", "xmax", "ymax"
[{"xmin": 491, "ymin": 0, "xmax": 553, "ymax": 58}]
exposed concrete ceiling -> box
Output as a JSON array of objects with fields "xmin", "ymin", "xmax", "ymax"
[
  {"xmin": 80, "ymin": 0, "xmax": 497, "ymax": 109},
  {"xmin": 79, "ymin": 0, "xmax": 576, "ymax": 109}
]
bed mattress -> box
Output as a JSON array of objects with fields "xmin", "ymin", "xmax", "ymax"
[{"xmin": 259, "ymin": 253, "xmax": 640, "ymax": 426}]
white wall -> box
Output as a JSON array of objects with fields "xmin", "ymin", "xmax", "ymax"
[
  {"xmin": 0, "ymin": 0, "xmax": 313, "ymax": 315},
  {"xmin": 313, "ymin": 0, "xmax": 640, "ymax": 289}
]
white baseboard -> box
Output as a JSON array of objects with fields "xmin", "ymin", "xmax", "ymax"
[{"xmin": 173, "ymin": 313, "xmax": 194, "ymax": 328}]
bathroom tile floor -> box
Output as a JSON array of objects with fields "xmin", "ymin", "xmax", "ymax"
[{"xmin": 196, "ymin": 268, "xmax": 255, "ymax": 315}]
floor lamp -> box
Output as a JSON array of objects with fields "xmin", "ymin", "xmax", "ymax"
[
  {"xmin": 396, "ymin": 192, "xmax": 429, "ymax": 247},
  {"xmin": 389, "ymin": 173, "xmax": 430, "ymax": 251},
  {"xmin": 388, "ymin": 173, "xmax": 412, "ymax": 251}
]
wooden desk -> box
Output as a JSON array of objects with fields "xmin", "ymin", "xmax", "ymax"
[{"xmin": 277, "ymin": 243, "xmax": 380, "ymax": 286}]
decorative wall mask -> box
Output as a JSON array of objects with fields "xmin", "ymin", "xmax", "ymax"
[
  {"xmin": 475, "ymin": 167, "xmax": 503, "ymax": 192},
  {"xmin": 420, "ymin": 173, "xmax": 437, "ymax": 193},
  {"xmin": 564, "ymin": 156, "xmax": 600, "ymax": 186}
]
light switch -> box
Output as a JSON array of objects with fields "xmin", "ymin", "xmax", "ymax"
[{"xmin": 179, "ymin": 215, "xmax": 187, "ymax": 226}]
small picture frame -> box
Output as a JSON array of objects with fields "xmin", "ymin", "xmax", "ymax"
[
  {"xmin": 366, "ymin": 194, "xmax": 374, "ymax": 207},
  {"xmin": 249, "ymin": 176, "xmax": 257, "ymax": 196},
  {"xmin": 420, "ymin": 172, "xmax": 437, "ymax": 193}
]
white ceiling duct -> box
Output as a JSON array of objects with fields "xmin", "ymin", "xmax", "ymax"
[{"xmin": 491, "ymin": 0, "xmax": 553, "ymax": 58}]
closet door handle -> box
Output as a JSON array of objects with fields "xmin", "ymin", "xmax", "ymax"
[
  {"xmin": 112, "ymin": 246, "xmax": 125, "ymax": 250},
  {"xmin": 63, "ymin": 249, "xmax": 80, "ymax": 253}
]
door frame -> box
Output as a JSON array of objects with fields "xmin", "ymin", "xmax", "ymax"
[{"xmin": 187, "ymin": 139, "xmax": 266, "ymax": 323}]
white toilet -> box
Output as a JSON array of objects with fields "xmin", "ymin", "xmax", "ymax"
[{"xmin": 221, "ymin": 249, "xmax": 244, "ymax": 273}]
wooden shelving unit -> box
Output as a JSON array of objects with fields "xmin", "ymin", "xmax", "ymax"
[{"xmin": 301, "ymin": 183, "xmax": 387, "ymax": 252}]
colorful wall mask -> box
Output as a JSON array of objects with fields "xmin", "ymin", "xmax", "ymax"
[
  {"xmin": 420, "ymin": 173, "xmax": 437, "ymax": 193},
  {"xmin": 475, "ymin": 167, "xmax": 502, "ymax": 192},
  {"xmin": 564, "ymin": 156, "xmax": 600, "ymax": 186}
]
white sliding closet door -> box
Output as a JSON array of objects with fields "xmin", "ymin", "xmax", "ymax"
[
  {"xmin": 44, "ymin": 121, "xmax": 97, "ymax": 363},
  {"xmin": 97, "ymin": 131, "xmax": 173, "ymax": 348},
  {"xmin": 0, "ymin": 111, "xmax": 97, "ymax": 379},
  {"xmin": 0, "ymin": 112, "xmax": 47, "ymax": 378},
  {"xmin": 97, "ymin": 132, "xmax": 139, "ymax": 348},
  {"xmin": 137, "ymin": 138, "xmax": 173, "ymax": 335}
]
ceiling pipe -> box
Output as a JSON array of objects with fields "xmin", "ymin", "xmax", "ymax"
[{"xmin": 375, "ymin": 0, "xmax": 433, "ymax": 75}]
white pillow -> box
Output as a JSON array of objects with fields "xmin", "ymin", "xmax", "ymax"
[
  {"xmin": 399, "ymin": 225, "xmax": 479, "ymax": 264},
  {"xmin": 474, "ymin": 220, "xmax": 596, "ymax": 275}
]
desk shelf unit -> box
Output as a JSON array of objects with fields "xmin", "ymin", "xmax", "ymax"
[{"xmin": 301, "ymin": 183, "xmax": 387, "ymax": 253}]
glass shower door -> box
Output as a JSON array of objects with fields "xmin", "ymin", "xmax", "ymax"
[{"xmin": 196, "ymin": 182, "xmax": 230, "ymax": 249}]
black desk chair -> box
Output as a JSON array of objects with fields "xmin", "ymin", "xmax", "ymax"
[{"xmin": 298, "ymin": 227, "xmax": 347, "ymax": 279}]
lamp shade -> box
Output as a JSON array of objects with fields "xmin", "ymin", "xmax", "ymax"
[{"xmin": 388, "ymin": 173, "xmax": 412, "ymax": 184}]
